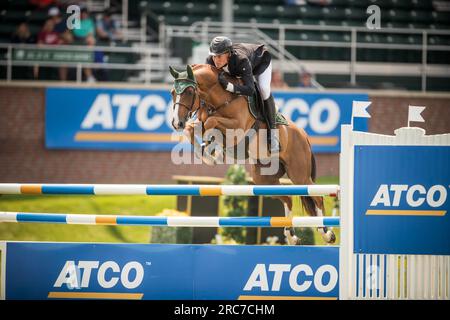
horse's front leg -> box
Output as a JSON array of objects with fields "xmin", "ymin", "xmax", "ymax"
[
  {"xmin": 183, "ymin": 121, "xmax": 204, "ymax": 160},
  {"xmin": 202, "ymin": 116, "xmax": 241, "ymax": 164},
  {"xmin": 204, "ymin": 115, "xmax": 244, "ymax": 148},
  {"xmin": 183, "ymin": 122, "xmax": 195, "ymax": 144},
  {"xmin": 204, "ymin": 115, "xmax": 241, "ymax": 131}
]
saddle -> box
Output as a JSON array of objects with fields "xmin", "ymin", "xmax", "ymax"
[{"xmin": 247, "ymin": 83, "xmax": 288, "ymax": 127}]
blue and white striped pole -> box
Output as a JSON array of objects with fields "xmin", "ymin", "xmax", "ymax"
[{"xmin": 0, "ymin": 212, "xmax": 340, "ymax": 228}]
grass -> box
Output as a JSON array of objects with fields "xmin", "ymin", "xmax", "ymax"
[
  {"xmin": 0, "ymin": 195, "xmax": 176, "ymax": 243},
  {"xmin": 0, "ymin": 176, "xmax": 339, "ymax": 245}
]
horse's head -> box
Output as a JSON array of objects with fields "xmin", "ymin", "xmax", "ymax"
[{"xmin": 169, "ymin": 65, "xmax": 199, "ymax": 130}]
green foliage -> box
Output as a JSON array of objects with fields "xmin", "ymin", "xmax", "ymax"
[
  {"xmin": 150, "ymin": 209, "xmax": 193, "ymax": 244},
  {"xmin": 221, "ymin": 165, "xmax": 248, "ymax": 243},
  {"xmin": 291, "ymin": 196, "xmax": 315, "ymax": 245},
  {"xmin": 151, "ymin": 226, "xmax": 193, "ymax": 244},
  {"xmin": 297, "ymin": 227, "xmax": 315, "ymax": 245}
]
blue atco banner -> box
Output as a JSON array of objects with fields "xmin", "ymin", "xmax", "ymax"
[
  {"xmin": 46, "ymin": 87, "xmax": 176, "ymax": 151},
  {"xmin": 4, "ymin": 242, "xmax": 339, "ymax": 300},
  {"xmin": 274, "ymin": 92, "xmax": 368, "ymax": 152},
  {"xmin": 353, "ymin": 146, "xmax": 450, "ymax": 255},
  {"xmin": 45, "ymin": 87, "xmax": 368, "ymax": 152}
]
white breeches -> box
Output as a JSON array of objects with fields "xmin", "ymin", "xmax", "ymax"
[{"xmin": 256, "ymin": 61, "xmax": 272, "ymax": 100}]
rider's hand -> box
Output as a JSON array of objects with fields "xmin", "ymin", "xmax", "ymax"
[
  {"xmin": 218, "ymin": 72, "xmax": 234, "ymax": 93},
  {"xmin": 218, "ymin": 72, "xmax": 228, "ymax": 87}
]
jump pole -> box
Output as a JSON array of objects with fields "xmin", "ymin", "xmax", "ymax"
[
  {"xmin": 0, "ymin": 212, "xmax": 340, "ymax": 228},
  {"xmin": 0, "ymin": 184, "xmax": 340, "ymax": 197}
]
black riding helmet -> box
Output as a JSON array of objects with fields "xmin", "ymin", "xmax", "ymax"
[{"xmin": 209, "ymin": 36, "xmax": 232, "ymax": 56}]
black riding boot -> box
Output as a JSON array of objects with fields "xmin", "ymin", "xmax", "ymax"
[{"xmin": 264, "ymin": 95, "xmax": 279, "ymax": 153}]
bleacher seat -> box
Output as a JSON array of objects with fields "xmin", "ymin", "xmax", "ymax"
[
  {"xmin": 298, "ymin": 6, "xmax": 323, "ymax": 20},
  {"xmin": 411, "ymin": 0, "xmax": 433, "ymax": 10},
  {"xmin": 344, "ymin": 8, "xmax": 366, "ymax": 21},
  {"xmin": 1, "ymin": 0, "xmax": 449, "ymax": 90}
]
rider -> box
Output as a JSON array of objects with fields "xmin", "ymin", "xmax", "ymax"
[{"xmin": 206, "ymin": 36, "xmax": 279, "ymax": 153}]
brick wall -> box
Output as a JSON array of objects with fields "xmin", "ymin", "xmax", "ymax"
[{"xmin": 0, "ymin": 85, "xmax": 449, "ymax": 183}]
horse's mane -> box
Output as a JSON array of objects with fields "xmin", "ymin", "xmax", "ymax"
[{"xmin": 191, "ymin": 63, "xmax": 242, "ymax": 88}]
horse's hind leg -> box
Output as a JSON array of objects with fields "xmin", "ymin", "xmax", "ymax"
[
  {"xmin": 280, "ymin": 195, "xmax": 301, "ymax": 245},
  {"xmin": 283, "ymin": 151, "xmax": 336, "ymax": 243},
  {"xmin": 308, "ymin": 195, "xmax": 336, "ymax": 244},
  {"xmin": 270, "ymin": 194, "xmax": 301, "ymax": 245}
]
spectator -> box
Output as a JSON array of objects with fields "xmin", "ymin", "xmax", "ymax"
[
  {"xmin": 29, "ymin": 0, "xmax": 55, "ymax": 10},
  {"xmin": 433, "ymin": 1, "xmax": 450, "ymax": 11},
  {"xmin": 96, "ymin": 9, "xmax": 122, "ymax": 43},
  {"xmin": 11, "ymin": 22, "xmax": 36, "ymax": 44},
  {"xmin": 84, "ymin": 34, "xmax": 99, "ymax": 83},
  {"xmin": 307, "ymin": 0, "xmax": 332, "ymax": 5},
  {"xmin": 271, "ymin": 70, "xmax": 289, "ymax": 89},
  {"xmin": 86, "ymin": 35, "xmax": 108, "ymax": 81},
  {"xmin": 37, "ymin": 19, "xmax": 62, "ymax": 45},
  {"xmin": 72, "ymin": 7, "xmax": 96, "ymax": 43},
  {"xmin": 11, "ymin": 23, "xmax": 36, "ymax": 80},
  {"xmin": 69, "ymin": 6, "xmax": 97, "ymax": 82},
  {"xmin": 48, "ymin": 6, "xmax": 67, "ymax": 34},
  {"xmin": 36, "ymin": 19, "xmax": 62, "ymax": 79},
  {"xmin": 298, "ymin": 71, "xmax": 317, "ymax": 88},
  {"xmin": 48, "ymin": 6, "xmax": 72, "ymax": 80}
]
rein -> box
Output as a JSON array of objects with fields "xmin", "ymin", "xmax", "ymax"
[{"xmin": 197, "ymin": 78, "xmax": 243, "ymax": 116}]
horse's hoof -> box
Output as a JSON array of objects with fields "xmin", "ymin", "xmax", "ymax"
[
  {"xmin": 328, "ymin": 230, "xmax": 336, "ymax": 244},
  {"xmin": 284, "ymin": 228, "xmax": 300, "ymax": 245},
  {"xmin": 203, "ymin": 156, "xmax": 215, "ymax": 166},
  {"xmin": 323, "ymin": 230, "xmax": 336, "ymax": 244},
  {"xmin": 284, "ymin": 227, "xmax": 295, "ymax": 237}
]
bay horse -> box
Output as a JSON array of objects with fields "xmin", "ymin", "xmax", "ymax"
[{"xmin": 169, "ymin": 64, "xmax": 335, "ymax": 245}]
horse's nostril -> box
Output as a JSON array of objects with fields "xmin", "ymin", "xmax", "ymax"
[{"xmin": 178, "ymin": 121, "xmax": 185, "ymax": 129}]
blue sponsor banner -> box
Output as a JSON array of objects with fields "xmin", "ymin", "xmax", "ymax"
[
  {"xmin": 46, "ymin": 87, "xmax": 368, "ymax": 152},
  {"xmin": 194, "ymin": 245, "xmax": 339, "ymax": 299},
  {"xmin": 275, "ymin": 92, "xmax": 369, "ymax": 152},
  {"xmin": 354, "ymin": 146, "xmax": 450, "ymax": 255},
  {"xmin": 4, "ymin": 242, "xmax": 339, "ymax": 300},
  {"xmin": 45, "ymin": 87, "xmax": 176, "ymax": 151}
]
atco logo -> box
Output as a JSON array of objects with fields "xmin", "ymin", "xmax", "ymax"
[
  {"xmin": 367, "ymin": 184, "xmax": 449, "ymax": 216},
  {"xmin": 81, "ymin": 94, "xmax": 172, "ymax": 130},
  {"xmin": 277, "ymin": 98, "xmax": 341, "ymax": 134},
  {"xmin": 54, "ymin": 260, "xmax": 144, "ymax": 289},
  {"xmin": 81, "ymin": 94, "xmax": 342, "ymax": 134},
  {"xmin": 243, "ymin": 263, "xmax": 338, "ymax": 294}
]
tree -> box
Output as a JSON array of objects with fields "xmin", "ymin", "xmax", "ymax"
[{"xmin": 221, "ymin": 165, "xmax": 248, "ymax": 243}]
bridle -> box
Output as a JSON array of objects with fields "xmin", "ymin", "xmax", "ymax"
[
  {"xmin": 172, "ymin": 78, "xmax": 198, "ymax": 119},
  {"xmin": 172, "ymin": 74, "xmax": 243, "ymax": 119}
]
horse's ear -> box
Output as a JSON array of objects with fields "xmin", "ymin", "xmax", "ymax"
[
  {"xmin": 169, "ymin": 66, "xmax": 179, "ymax": 79},
  {"xmin": 186, "ymin": 65, "xmax": 195, "ymax": 81}
]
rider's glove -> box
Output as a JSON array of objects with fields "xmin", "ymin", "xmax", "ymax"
[{"xmin": 218, "ymin": 72, "xmax": 234, "ymax": 93}]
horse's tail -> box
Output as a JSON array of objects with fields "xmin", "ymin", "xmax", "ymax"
[
  {"xmin": 301, "ymin": 195, "xmax": 317, "ymax": 217},
  {"xmin": 311, "ymin": 152, "xmax": 316, "ymax": 183}
]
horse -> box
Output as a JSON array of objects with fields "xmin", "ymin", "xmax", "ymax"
[{"xmin": 169, "ymin": 64, "xmax": 335, "ymax": 245}]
